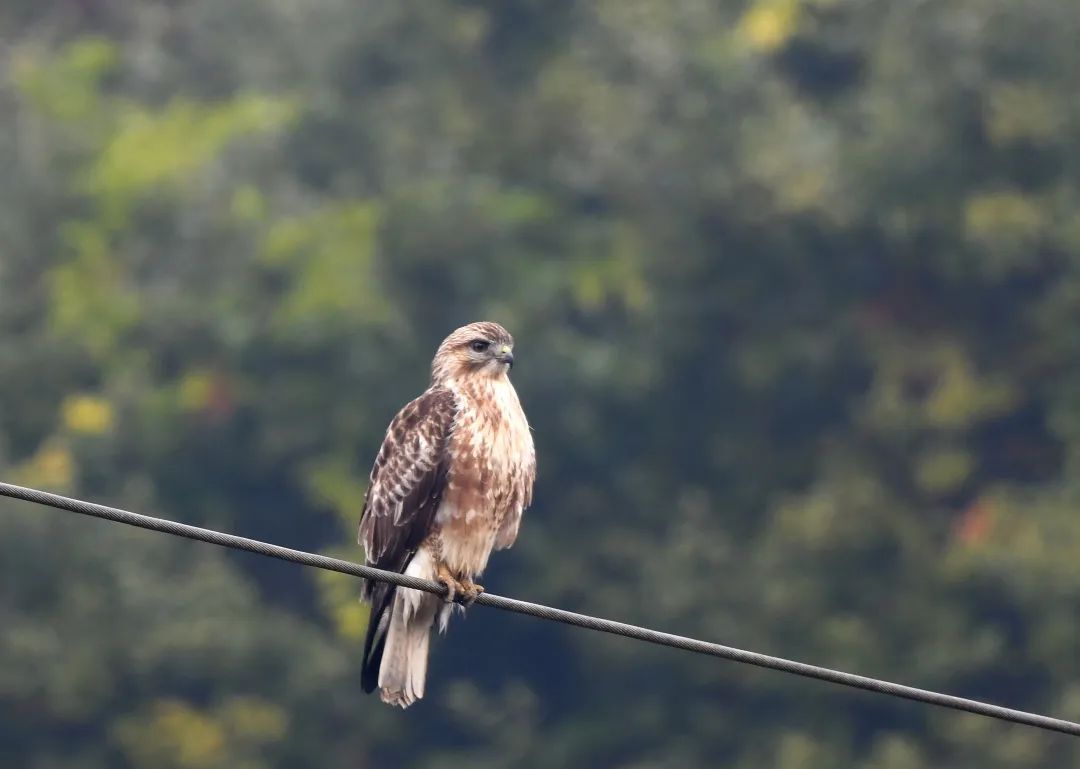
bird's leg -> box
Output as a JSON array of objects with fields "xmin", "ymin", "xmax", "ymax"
[
  {"xmin": 459, "ymin": 577, "xmax": 484, "ymax": 606},
  {"xmin": 435, "ymin": 562, "xmax": 465, "ymax": 604}
]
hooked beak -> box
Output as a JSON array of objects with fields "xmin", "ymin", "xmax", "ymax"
[{"xmin": 497, "ymin": 345, "xmax": 514, "ymax": 369}]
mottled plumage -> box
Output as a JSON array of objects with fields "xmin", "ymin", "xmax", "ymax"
[{"xmin": 358, "ymin": 322, "xmax": 536, "ymax": 707}]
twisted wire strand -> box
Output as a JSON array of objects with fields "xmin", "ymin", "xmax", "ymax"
[{"xmin": 1, "ymin": 480, "xmax": 1077, "ymax": 738}]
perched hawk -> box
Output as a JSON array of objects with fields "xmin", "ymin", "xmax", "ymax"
[{"xmin": 358, "ymin": 321, "xmax": 536, "ymax": 708}]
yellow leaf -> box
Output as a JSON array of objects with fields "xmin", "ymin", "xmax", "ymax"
[
  {"xmin": 923, "ymin": 350, "xmax": 1017, "ymax": 429},
  {"xmin": 965, "ymin": 192, "xmax": 1044, "ymax": 241},
  {"xmin": 114, "ymin": 697, "xmax": 286, "ymax": 769},
  {"xmin": 115, "ymin": 700, "xmax": 225, "ymax": 768},
  {"xmin": 62, "ymin": 394, "xmax": 114, "ymax": 434},
  {"xmin": 220, "ymin": 697, "xmax": 287, "ymax": 741},
  {"xmin": 178, "ymin": 370, "xmax": 215, "ymax": 412},
  {"xmin": 737, "ymin": 0, "xmax": 800, "ymax": 53},
  {"xmin": 915, "ymin": 447, "xmax": 974, "ymax": 496},
  {"xmin": 15, "ymin": 441, "xmax": 75, "ymax": 490}
]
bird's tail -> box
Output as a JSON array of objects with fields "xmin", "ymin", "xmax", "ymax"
[
  {"xmin": 367, "ymin": 548, "xmax": 440, "ymax": 708},
  {"xmin": 360, "ymin": 584, "xmax": 392, "ymax": 694}
]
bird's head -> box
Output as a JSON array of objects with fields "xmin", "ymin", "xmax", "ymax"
[{"xmin": 431, "ymin": 321, "xmax": 516, "ymax": 384}]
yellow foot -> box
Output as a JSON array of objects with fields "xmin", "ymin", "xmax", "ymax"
[
  {"xmin": 436, "ymin": 563, "xmax": 465, "ymax": 603},
  {"xmin": 459, "ymin": 578, "xmax": 484, "ymax": 606}
]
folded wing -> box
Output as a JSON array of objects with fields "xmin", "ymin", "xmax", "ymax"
[{"xmin": 358, "ymin": 386, "xmax": 455, "ymax": 692}]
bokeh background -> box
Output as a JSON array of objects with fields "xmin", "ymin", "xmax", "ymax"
[{"xmin": 3, "ymin": 1, "xmax": 1080, "ymax": 767}]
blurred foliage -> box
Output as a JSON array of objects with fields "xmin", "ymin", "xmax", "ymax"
[{"xmin": 2, "ymin": 0, "xmax": 1080, "ymax": 767}]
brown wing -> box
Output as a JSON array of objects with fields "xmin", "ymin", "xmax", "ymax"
[
  {"xmin": 358, "ymin": 385, "xmax": 455, "ymax": 580},
  {"xmin": 358, "ymin": 386, "xmax": 455, "ymax": 693}
]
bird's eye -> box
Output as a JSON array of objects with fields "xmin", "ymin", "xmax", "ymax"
[{"xmin": 469, "ymin": 340, "xmax": 490, "ymax": 353}]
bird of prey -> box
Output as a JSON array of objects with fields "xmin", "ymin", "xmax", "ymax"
[{"xmin": 358, "ymin": 321, "xmax": 536, "ymax": 708}]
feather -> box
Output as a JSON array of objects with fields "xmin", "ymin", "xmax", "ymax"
[
  {"xmin": 359, "ymin": 388, "xmax": 455, "ymax": 693},
  {"xmin": 376, "ymin": 547, "xmax": 439, "ymax": 708}
]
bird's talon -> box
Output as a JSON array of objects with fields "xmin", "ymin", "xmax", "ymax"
[
  {"xmin": 436, "ymin": 564, "xmax": 464, "ymax": 603},
  {"xmin": 436, "ymin": 574, "xmax": 458, "ymax": 602},
  {"xmin": 460, "ymin": 580, "xmax": 484, "ymax": 606}
]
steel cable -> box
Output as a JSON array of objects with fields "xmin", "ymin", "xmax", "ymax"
[{"xmin": 2, "ymin": 480, "xmax": 1078, "ymax": 737}]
